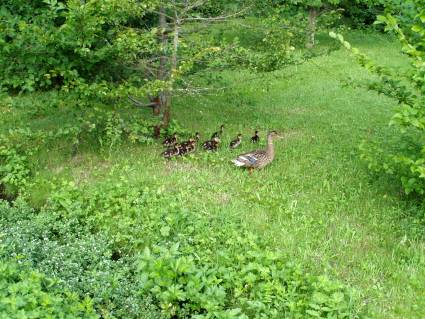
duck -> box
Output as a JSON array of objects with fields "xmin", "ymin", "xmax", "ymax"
[
  {"xmin": 162, "ymin": 144, "xmax": 181, "ymax": 159},
  {"xmin": 174, "ymin": 132, "xmax": 199, "ymax": 156},
  {"xmin": 179, "ymin": 138, "xmax": 197, "ymax": 156},
  {"xmin": 229, "ymin": 134, "xmax": 242, "ymax": 149},
  {"xmin": 232, "ymin": 131, "xmax": 281, "ymax": 173},
  {"xmin": 179, "ymin": 132, "xmax": 199, "ymax": 148},
  {"xmin": 194, "ymin": 132, "xmax": 200, "ymax": 142},
  {"xmin": 163, "ymin": 133, "xmax": 177, "ymax": 147},
  {"xmin": 251, "ymin": 130, "xmax": 260, "ymax": 143},
  {"xmin": 203, "ymin": 136, "xmax": 220, "ymax": 151},
  {"xmin": 211, "ymin": 125, "xmax": 224, "ymax": 139}
]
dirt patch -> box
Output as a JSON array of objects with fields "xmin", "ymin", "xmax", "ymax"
[
  {"xmin": 73, "ymin": 169, "xmax": 91, "ymax": 185},
  {"xmin": 164, "ymin": 160, "xmax": 200, "ymax": 174},
  {"xmin": 70, "ymin": 154, "xmax": 86, "ymax": 166},
  {"xmin": 285, "ymin": 107, "xmax": 307, "ymax": 115},
  {"xmin": 281, "ymin": 129, "xmax": 304, "ymax": 140},
  {"xmin": 217, "ymin": 192, "xmax": 231, "ymax": 205}
]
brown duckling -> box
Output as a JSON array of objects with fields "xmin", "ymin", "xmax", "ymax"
[
  {"xmin": 251, "ymin": 130, "xmax": 260, "ymax": 143},
  {"xmin": 229, "ymin": 134, "xmax": 242, "ymax": 149},
  {"xmin": 203, "ymin": 136, "xmax": 220, "ymax": 151},
  {"xmin": 163, "ymin": 133, "xmax": 177, "ymax": 147},
  {"xmin": 179, "ymin": 132, "xmax": 199, "ymax": 148},
  {"xmin": 179, "ymin": 138, "xmax": 197, "ymax": 156},
  {"xmin": 211, "ymin": 125, "xmax": 224, "ymax": 139},
  {"xmin": 162, "ymin": 144, "xmax": 181, "ymax": 159}
]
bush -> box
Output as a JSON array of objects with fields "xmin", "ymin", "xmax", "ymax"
[
  {"xmin": 138, "ymin": 242, "xmax": 355, "ymax": 318},
  {"xmin": 0, "ymin": 178, "xmax": 362, "ymax": 318},
  {"xmin": 330, "ymin": 5, "xmax": 425, "ymax": 198},
  {"xmin": 48, "ymin": 182, "xmax": 362, "ymax": 318},
  {"xmin": 0, "ymin": 104, "xmax": 157, "ymax": 197},
  {"xmin": 0, "ymin": 0, "xmax": 156, "ymax": 92},
  {"xmin": 0, "ymin": 199, "xmax": 162, "ymax": 319},
  {"xmin": 339, "ymin": 1, "xmax": 384, "ymax": 28},
  {"xmin": 0, "ymin": 257, "xmax": 98, "ymax": 319}
]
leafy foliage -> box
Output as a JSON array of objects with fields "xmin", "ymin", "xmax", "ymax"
[
  {"xmin": 330, "ymin": 3, "xmax": 425, "ymax": 196},
  {"xmin": 339, "ymin": 0, "xmax": 384, "ymax": 28},
  {"xmin": 0, "ymin": 0, "xmax": 156, "ymax": 92},
  {"xmin": 139, "ymin": 242, "xmax": 354, "ymax": 318},
  {"xmin": 0, "ymin": 199, "xmax": 162, "ymax": 319},
  {"xmin": 0, "ymin": 144, "xmax": 31, "ymax": 194},
  {"xmin": 0, "ymin": 174, "xmax": 361, "ymax": 318},
  {"xmin": 0, "ymin": 256, "xmax": 98, "ymax": 319},
  {"xmin": 0, "ymin": 103, "xmax": 157, "ymax": 196}
]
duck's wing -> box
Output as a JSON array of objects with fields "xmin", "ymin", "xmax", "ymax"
[
  {"xmin": 202, "ymin": 140, "xmax": 210, "ymax": 148},
  {"xmin": 232, "ymin": 150, "xmax": 266, "ymax": 167}
]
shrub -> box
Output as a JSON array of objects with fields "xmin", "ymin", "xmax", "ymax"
[
  {"xmin": 0, "ymin": 105, "xmax": 157, "ymax": 197},
  {"xmin": 1, "ymin": 177, "xmax": 363, "ymax": 319},
  {"xmin": 330, "ymin": 4, "xmax": 425, "ymax": 197},
  {"xmin": 49, "ymin": 181, "xmax": 361, "ymax": 318},
  {"xmin": 138, "ymin": 242, "xmax": 355, "ymax": 318},
  {"xmin": 0, "ymin": 199, "xmax": 162, "ymax": 319},
  {"xmin": 0, "ymin": 0, "xmax": 156, "ymax": 92},
  {"xmin": 0, "ymin": 257, "xmax": 98, "ymax": 319}
]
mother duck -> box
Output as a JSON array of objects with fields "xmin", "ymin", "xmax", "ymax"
[{"xmin": 232, "ymin": 131, "xmax": 281, "ymax": 173}]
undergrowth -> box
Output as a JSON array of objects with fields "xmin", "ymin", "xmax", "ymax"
[
  {"xmin": 0, "ymin": 94, "xmax": 190, "ymax": 199},
  {"xmin": 0, "ymin": 255, "xmax": 98, "ymax": 319},
  {"xmin": 0, "ymin": 177, "xmax": 363, "ymax": 318}
]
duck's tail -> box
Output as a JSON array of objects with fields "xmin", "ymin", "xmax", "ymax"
[{"xmin": 232, "ymin": 159, "xmax": 245, "ymax": 167}]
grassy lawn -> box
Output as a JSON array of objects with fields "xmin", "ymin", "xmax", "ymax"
[{"xmin": 2, "ymin": 31, "xmax": 424, "ymax": 318}]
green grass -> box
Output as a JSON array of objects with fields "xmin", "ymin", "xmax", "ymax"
[{"xmin": 2, "ymin": 30, "xmax": 425, "ymax": 318}]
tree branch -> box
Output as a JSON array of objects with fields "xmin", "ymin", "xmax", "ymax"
[
  {"xmin": 128, "ymin": 95, "xmax": 158, "ymax": 108},
  {"xmin": 181, "ymin": 6, "xmax": 250, "ymax": 22}
]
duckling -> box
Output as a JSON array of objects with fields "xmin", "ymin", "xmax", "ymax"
[
  {"xmin": 211, "ymin": 125, "xmax": 224, "ymax": 139},
  {"xmin": 163, "ymin": 133, "xmax": 177, "ymax": 147},
  {"xmin": 179, "ymin": 138, "xmax": 197, "ymax": 156},
  {"xmin": 203, "ymin": 136, "xmax": 220, "ymax": 151},
  {"xmin": 251, "ymin": 130, "xmax": 260, "ymax": 143},
  {"xmin": 162, "ymin": 144, "xmax": 181, "ymax": 159},
  {"xmin": 179, "ymin": 132, "xmax": 200, "ymax": 148},
  {"xmin": 229, "ymin": 134, "xmax": 242, "ymax": 149},
  {"xmin": 232, "ymin": 131, "xmax": 281, "ymax": 173}
]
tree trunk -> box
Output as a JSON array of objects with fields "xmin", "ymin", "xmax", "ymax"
[
  {"xmin": 158, "ymin": 7, "xmax": 168, "ymax": 82},
  {"xmin": 158, "ymin": 6, "xmax": 169, "ymax": 122},
  {"xmin": 306, "ymin": 7, "xmax": 318, "ymax": 49},
  {"xmin": 150, "ymin": 96, "xmax": 160, "ymax": 115},
  {"xmin": 171, "ymin": 16, "xmax": 180, "ymax": 72},
  {"xmin": 161, "ymin": 16, "xmax": 180, "ymax": 128},
  {"xmin": 160, "ymin": 91, "xmax": 171, "ymax": 128},
  {"xmin": 158, "ymin": 7, "xmax": 180, "ymax": 129}
]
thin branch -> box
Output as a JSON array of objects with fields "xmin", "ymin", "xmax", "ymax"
[
  {"xmin": 232, "ymin": 20, "xmax": 291, "ymax": 31},
  {"xmin": 317, "ymin": 7, "xmax": 344, "ymax": 17},
  {"xmin": 128, "ymin": 95, "xmax": 158, "ymax": 108},
  {"xmin": 181, "ymin": 6, "xmax": 250, "ymax": 22},
  {"xmin": 173, "ymin": 84, "xmax": 228, "ymax": 96},
  {"xmin": 181, "ymin": 0, "xmax": 208, "ymax": 14},
  {"xmin": 151, "ymin": 10, "xmax": 175, "ymax": 21}
]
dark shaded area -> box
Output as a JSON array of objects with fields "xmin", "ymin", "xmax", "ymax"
[{"xmin": 0, "ymin": 183, "xmax": 16, "ymax": 203}]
